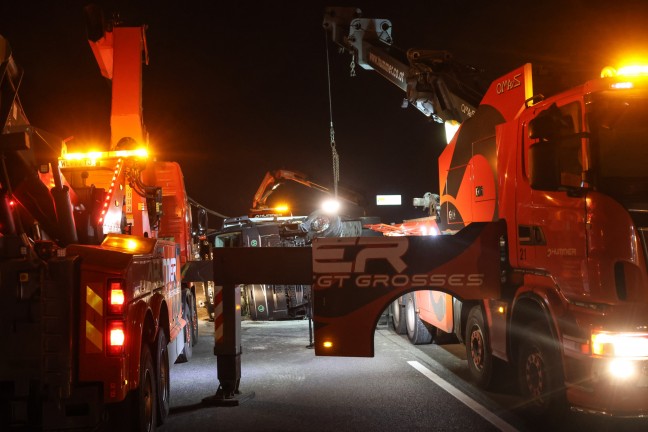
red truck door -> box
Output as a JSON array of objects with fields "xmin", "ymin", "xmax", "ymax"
[{"xmin": 516, "ymin": 99, "xmax": 588, "ymax": 296}]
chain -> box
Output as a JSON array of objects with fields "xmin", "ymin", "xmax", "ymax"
[
  {"xmin": 325, "ymin": 31, "xmax": 340, "ymax": 198},
  {"xmin": 350, "ymin": 53, "xmax": 356, "ymax": 77},
  {"xmin": 330, "ymin": 124, "xmax": 339, "ymax": 198}
]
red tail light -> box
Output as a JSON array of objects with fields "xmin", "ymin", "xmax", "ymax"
[
  {"xmin": 107, "ymin": 320, "xmax": 125, "ymax": 356},
  {"xmin": 108, "ymin": 280, "xmax": 125, "ymax": 315}
]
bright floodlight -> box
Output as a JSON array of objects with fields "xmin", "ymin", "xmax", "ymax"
[
  {"xmin": 445, "ymin": 119, "xmax": 460, "ymax": 144},
  {"xmin": 321, "ymin": 198, "xmax": 340, "ymax": 214}
]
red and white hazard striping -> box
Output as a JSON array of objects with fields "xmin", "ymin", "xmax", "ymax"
[{"xmin": 213, "ymin": 285, "xmax": 224, "ymax": 344}]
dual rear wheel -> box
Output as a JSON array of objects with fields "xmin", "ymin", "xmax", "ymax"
[{"xmin": 390, "ymin": 293, "xmax": 434, "ymax": 345}]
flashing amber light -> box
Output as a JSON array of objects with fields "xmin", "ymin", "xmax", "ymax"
[
  {"xmin": 62, "ymin": 148, "xmax": 149, "ymax": 161},
  {"xmin": 125, "ymin": 239, "xmax": 139, "ymax": 251},
  {"xmin": 601, "ymin": 64, "xmax": 648, "ymax": 78},
  {"xmin": 109, "ymin": 281, "xmax": 125, "ymax": 315},
  {"xmin": 102, "ymin": 234, "xmax": 155, "ymax": 255},
  {"xmin": 322, "ymin": 341, "xmax": 333, "ymax": 349},
  {"xmin": 274, "ymin": 204, "xmax": 290, "ymax": 213},
  {"xmin": 107, "ymin": 320, "xmax": 125, "ymax": 356}
]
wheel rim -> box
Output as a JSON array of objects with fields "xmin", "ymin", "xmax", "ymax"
[
  {"xmin": 469, "ymin": 326, "xmax": 485, "ymax": 371},
  {"xmin": 525, "ymin": 350, "xmax": 545, "ymax": 398},
  {"xmin": 392, "ymin": 300, "xmax": 401, "ymax": 325},
  {"xmin": 406, "ymin": 297, "xmax": 416, "ymax": 333}
]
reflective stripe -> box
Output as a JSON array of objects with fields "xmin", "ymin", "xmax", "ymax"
[
  {"xmin": 86, "ymin": 286, "xmax": 104, "ymax": 353},
  {"xmin": 86, "ymin": 320, "xmax": 103, "ymax": 352},
  {"xmin": 86, "ymin": 286, "xmax": 103, "ymax": 316},
  {"xmin": 213, "ymin": 286, "xmax": 224, "ymax": 343}
]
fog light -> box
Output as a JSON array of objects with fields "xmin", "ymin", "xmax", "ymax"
[{"xmin": 609, "ymin": 359, "xmax": 636, "ymax": 379}]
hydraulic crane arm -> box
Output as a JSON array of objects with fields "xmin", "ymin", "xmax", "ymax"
[
  {"xmin": 323, "ymin": 7, "xmax": 483, "ymax": 124},
  {"xmin": 251, "ymin": 169, "xmax": 330, "ymax": 215},
  {"xmin": 250, "ymin": 169, "xmax": 363, "ymax": 217}
]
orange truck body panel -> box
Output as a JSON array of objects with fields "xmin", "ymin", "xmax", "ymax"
[{"xmin": 67, "ymin": 235, "xmax": 182, "ymax": 403}]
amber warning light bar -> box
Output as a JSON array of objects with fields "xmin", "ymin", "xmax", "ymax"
[{"xmin": 59, "ymin": 148, "xmax": 149, "ymax": 167}]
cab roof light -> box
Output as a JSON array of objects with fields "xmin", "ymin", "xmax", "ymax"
[{"xmin": 601, "ymin": 64, "xmax": 648, "ymax": 78}]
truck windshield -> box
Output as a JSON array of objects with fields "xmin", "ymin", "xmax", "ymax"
[{"xmin": 587, "ymin": 93, "xmax": 648, "ymax": 205}]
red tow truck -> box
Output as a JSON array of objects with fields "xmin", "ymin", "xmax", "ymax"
[
  {"xmin": 189, "ymin": 5, "xmax": 648, "ymax": 418},
  {"xmin": 0, "ymin": 9, "xmax": 198, "ymax": 431},
  {"xmin": 316, "ymin": 7, "xmax": 648, "ymax": 416}
]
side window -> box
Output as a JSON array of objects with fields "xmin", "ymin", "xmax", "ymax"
[
  {"xmin": 214, "ymin": 232, "xmax": 242, "ymax": 248},
  {"xmin": 527, "ymin": 101, "xmax": 583, "ymax": 191}
]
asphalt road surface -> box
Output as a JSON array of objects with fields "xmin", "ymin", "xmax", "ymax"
[{"xmin": 162, "ymin": 311, "xmax": 648, "ymax": 432}]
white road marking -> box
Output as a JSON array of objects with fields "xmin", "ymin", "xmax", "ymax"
[{"xmin": 408, "ymin": 360, "xmax": 518, "ymax": 432}]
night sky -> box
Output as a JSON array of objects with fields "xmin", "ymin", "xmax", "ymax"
[{"xmin": 2, "ymin": 1, "xmax": 648, "ymax": 228}]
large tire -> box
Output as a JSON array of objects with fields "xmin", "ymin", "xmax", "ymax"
[
  {"xmin": 105, "ymin": 344, "xmax": 157, "ymax": 432},
  {"xmin": 405, "ymin": 292, "xmax": 433, "ymax": 345},
  {"xmin": 187, "ymin": 290, "xmax": 199, "ymax": 346},
  {"xmin": 154, "ymin": 331, "xmax": 170, "ymax": 425},
  {"xmin": 390, "ymin": 296, "xmax": 407, "ymax": 335},
  {"xmin": 247, "ymin": 284, "xmax": 272, "ymax": 320},
  {"xmin": 517, "ymin": 321, "xmax": 566, "ymax": 415},
  {"xmin": 465, "ymin": 305, "xmax": 494, "ymax": 389},
  {"xmin": 177, "ymin": 295, "xmax": 193, "ymax": 363},
  {"xmin": 136, "ymin": 344, "xmax": 157, "ymax": 432}
]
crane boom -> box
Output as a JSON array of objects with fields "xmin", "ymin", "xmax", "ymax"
[{"xmin": 323, "ymin": 7, "xmax": 483, "ymax": 124}]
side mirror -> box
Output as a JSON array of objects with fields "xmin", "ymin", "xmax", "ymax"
[{"xmin": 197, "ymin": 208, "xmax": 208, "ymax": 236}]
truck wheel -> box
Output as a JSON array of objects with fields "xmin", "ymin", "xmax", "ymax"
[
  {"xmin": 155, "ymin": 331, "xmax": 170, "ymax": 425},
  {"xmin": 517, "ymin": 321, "xmax": 566, "ymax": 414},
  {"xmin": 177, "ymin": 299, "xmax": 193, "ymax": 363},
  {"xmin": 187, "ymin": 290, "xmax": 199, "ymax": 346},
  {"xmin": 136, "ymin": 344, "xmax": 157, "ymax": 432},
  {"xmin": 405, "ymin": 292, "xmax": 433, "ymax": 344},
  {"xmin": 175, "ymin": 291, "xmax": 194, "ymax": 363},
  {"xmin": 247, "ymin": 284, "xmax": 271, "ymax": 320},
  {"xmin": 390, "ymin": 296, "xmax": 407, "ymax": 334},
  {"xmin": 465, "ymin": 305, "xmax": 494, "ymax": 389}
]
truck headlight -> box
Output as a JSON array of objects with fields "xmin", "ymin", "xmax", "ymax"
[
  {"xmin": 591, "ymin": 331, "xmax": 648, "ymax": 357},
  {"xmin": 608, "ymin": 359, "xmax": 636, "ymax": 379}
]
